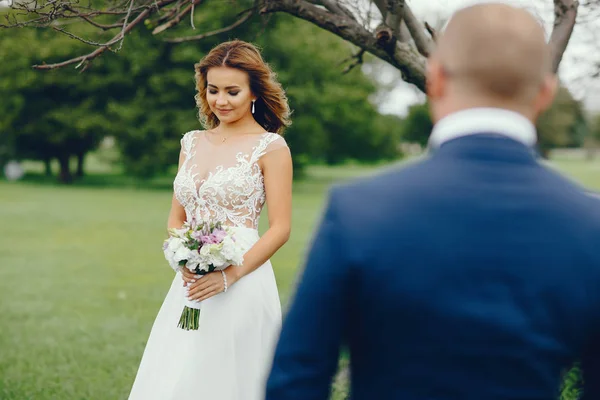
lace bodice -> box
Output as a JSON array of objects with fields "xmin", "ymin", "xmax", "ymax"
[{"xmin": 173, "ymin": 130, "xmax": 288, "ymax": 229}]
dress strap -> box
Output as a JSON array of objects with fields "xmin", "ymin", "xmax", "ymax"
[{"xmin": 250, "ymin": 132, "xmax": 281, "ymax": 163}]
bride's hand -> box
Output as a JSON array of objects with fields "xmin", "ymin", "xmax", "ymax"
[
  {"xmin": 180, "ymin": 267, "xmax": 198, "ymax": 287},
  {"xmin": 187, "ymin": 268, "xmax": 240, "ymax": 302}
]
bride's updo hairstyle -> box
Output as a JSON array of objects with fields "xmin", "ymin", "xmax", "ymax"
[{"xmin": 194, "ymin": 40, "xmax": 291, "ymax": 134}]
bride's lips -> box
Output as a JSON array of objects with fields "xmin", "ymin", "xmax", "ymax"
[{"xmin": 217, "ymin": 109, "xmax": 233, "ymax": 115}]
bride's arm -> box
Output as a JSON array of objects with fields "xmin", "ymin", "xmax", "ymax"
[
  {"xmin": 186, "ymin": 146, "xmax": 292, "ymax": 302},
  {"xmin": 227, "ymin": 146, "xmax": 293, "ymax": 283},
  {"xmin": 167, "ymin": 149, "xmax": 187, "ymax": 231}
]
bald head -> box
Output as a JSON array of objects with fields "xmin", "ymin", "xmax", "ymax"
[{"xmin": 434, "ymin": 3, "xmax": 552, "ymax": 102}]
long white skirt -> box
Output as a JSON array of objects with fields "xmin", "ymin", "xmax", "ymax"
[{"xmin": 128, "ymin": 228, "xmax": 282, "ymax": 400}]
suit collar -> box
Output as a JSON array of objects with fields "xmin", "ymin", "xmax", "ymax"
[
  {"xmin": 431, "ymin": 134, "xmax": 539, "ymax": 164},
  {"xmin": 428, "ymin": 108, "xmax": 537, "ymax": 149}
]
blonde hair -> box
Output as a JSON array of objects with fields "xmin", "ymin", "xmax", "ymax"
[{"xmin": 194, "ymin": 40, "xmax": 291, "ymax": 134}]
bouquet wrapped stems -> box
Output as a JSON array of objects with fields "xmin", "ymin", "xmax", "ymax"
[
  {"xmin": 178, "ymin": 307, "xmax": 201, "ymax": 331},
  {"xmin": 177, "ymin": 267, "xmax": 214, "ymax": 331},
  {"xmin": 163, "ymin": 219, "xmax": 245, "ymax": 331}
]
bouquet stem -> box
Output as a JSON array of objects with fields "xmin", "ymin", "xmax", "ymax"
[{"xmin": 177, "ymin": 306, "xmax": 201, "ymax": 331}]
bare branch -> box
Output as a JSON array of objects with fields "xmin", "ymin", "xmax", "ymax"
[
  {"xmin": 32, "ymin": 1, "xmax": 160, "ymax": 70},
  {"xmin": 549, "ymin": 0, "xmax": 579, "ymax": 73},
  {"xmin": 114, "ymin": 0, "xmax": 136, "ymax": 51},
  {"xmin": 340, "ymin": 48, "xmax": 365, "ymax": 74},
  {"xmin": 77, "ymin": 14, "xmax": 124, "ymax": 30},
  {"xmin": 310, "ymin": 0, "xmax": 356, "ymax": 20},
  {"xmin": 152, "ymin": 0, "xmax": 203, "ymax": 35},
  {"xmin": 165, "ymin": 9, "xmax": 253, "ymax": 43},
  {"xmin": 51, "ymin": 26, "xmax": 120, "ymax": 47},
  {"xmin": 260, "ymin": 0, "xmax": 426, "ymax": 91},
  {"xmin": 372, "ymin": 0, "xmax": 408, "ymax": 42},
  {"xmin": 400, "ymin": 1, "xmax": 434, "ymax": 57},
  {"xmin": 424, "ymin": 21, "xmax": 437, "ymax": 43}
]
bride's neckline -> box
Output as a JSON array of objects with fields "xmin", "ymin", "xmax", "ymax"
[{"xmin": 203, "ymin": 130, "xmax": 268, "ymax": 146}]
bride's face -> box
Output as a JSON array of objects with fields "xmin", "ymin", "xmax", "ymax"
[{"xmin": 206, "ymin": 66, "xmax": 255, "ymax": 124}]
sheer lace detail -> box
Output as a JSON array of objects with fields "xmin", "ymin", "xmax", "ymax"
[{"xmin": 173, "ymin": 131, "xmax": 287, "ymax": 229}]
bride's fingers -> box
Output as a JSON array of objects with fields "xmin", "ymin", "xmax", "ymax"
[
  {"xmin": 187, "ymin": 276, "xmax": 215, "ymax": 296},
  {"xmin": 188, "ymin": 284, "xmax": 217, "ymax": 301},
  {"xmin": 181, "ymin": 273, "xmax": 196, "ymax": 287},
  {"xmin": 197, "ymin": 289, "xmax": 220, "ymax": 302},
  {"xmin": 181, "ymin": 269, "xmax": 196, "ymax": 280},
  {"xmin": 187, "ymin": 273, "xmax": 216, "ymax": 290}
]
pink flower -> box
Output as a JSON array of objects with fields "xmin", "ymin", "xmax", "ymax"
[{"xmin": 200, "ymin": 229, "xmax": 227, "ymax": 245}]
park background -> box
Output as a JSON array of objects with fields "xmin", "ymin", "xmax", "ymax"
[{"xmin": 1, "ymin": 0, "xmax": 599, "ymax": 399}]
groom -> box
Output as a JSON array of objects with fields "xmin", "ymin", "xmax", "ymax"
[{"xmin": 266, "ymin": 3, "xmax": 600, "ymax": 400}]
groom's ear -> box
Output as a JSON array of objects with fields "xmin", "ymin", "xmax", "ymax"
[
  {"xmin": 533, "ymin": 74, "xmax": 558, "ymax": 116},
  {"xmin": 426, "ymin": 58, "xmax": 446, "ymax": 100}
]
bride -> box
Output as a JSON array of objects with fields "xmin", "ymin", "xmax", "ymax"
[{"xmin": 128, "ymin": 40, "xmax": 293, "ymax": 400}]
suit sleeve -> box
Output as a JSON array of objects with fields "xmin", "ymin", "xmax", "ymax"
[
  {"xmin": 266, "ymin": 188, "xmax": 352, "ymax": 400},
  {"xmin": 582, "ymin": 197, "xmax": 600, "ymax": 399},
  {"xmin": 582, "ymin": 338, "xmax": 600, "ymax": 399}
]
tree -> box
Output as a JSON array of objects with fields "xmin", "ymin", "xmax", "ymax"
[
  {"xmin": 587, "ymin": 113, "xmax": 600, "ymax": 160},
  {"xmin": 398, "ymin": 85, "xmax": 587, "ymax": 155},
  {"xmin": 0, "ymin": 28, "xmax": 112, "ymax": 182},
  {"xmin": 102, "ymin": 10, "xmax": 403, "ymax": 177},
  {"xmin": 536, "ymin": 85, "xmax": 587, "ymax": 157},
  {"xmin": 400, "ymin": 102, "xmax": 432, "ymax": 147},
  {"xmin": 0, "ymin": 0, "xmax": 585, "ymax": 93}
]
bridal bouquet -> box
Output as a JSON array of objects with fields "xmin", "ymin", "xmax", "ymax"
[{"xmin": 163, "ymin": 218, "xmax": 246, "ymax": 331}]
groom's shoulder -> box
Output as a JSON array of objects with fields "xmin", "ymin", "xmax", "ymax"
[
  {"xmin": 587, "ymin": 190, "xmax": 600, "ymax": 200},
  {"xmin": 329, "ymin": 158, "xmax": 432, "ymax": 201}
]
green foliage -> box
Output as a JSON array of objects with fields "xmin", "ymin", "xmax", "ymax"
[
  {"xmin": 1, "ymin": 1, "xmax": 403, "ymax": 180},
  {"xmin": 103, "ymin": 10, "xmax": 403, "ymax": 177},
  {"xmin": 560, "ymin": 364, "xmax": 583, "ymax": 400},
  {"xmin": 590, "ymin": 113, "xmax": 600, "ymax": 142},
  {"xmin": 100, "ymin": 0, "xmax": 252, "ymax": 178},
  {"xmin": 258, "ymin": 15, "xmax": 402, "ymax": 170},
  {"xmin": 401, "ymin": 102, "xmax": 433, "ymax": 147},
  {"xmin": 399, "ymin": 86, "xmax": 588, "ymax": 155},
  {"xmin": 0, "ymin": 27, "xmax": 114, "ymax": 182},
  {"xmin": 537, "ymin": 86, "xmax": 588, "ymax": 157}
]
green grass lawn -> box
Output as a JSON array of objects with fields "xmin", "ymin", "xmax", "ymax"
[{"xmin": 0, "ymin": 155, "xmax": 597, "ymax": 399}]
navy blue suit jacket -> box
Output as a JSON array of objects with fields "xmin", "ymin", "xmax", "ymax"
[{"xmin": 266, "ymin": 135, "xmax": 600, "ymax": 400}]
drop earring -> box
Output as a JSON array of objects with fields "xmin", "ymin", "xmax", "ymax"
[{"xmin": 251, "ymin": 100, "xmax": 255, "ymax": 114}]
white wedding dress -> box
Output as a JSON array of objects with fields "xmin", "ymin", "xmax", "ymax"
[{"xmin": 128, "ymin": 130, "xmax": 287, "ymax": 400}]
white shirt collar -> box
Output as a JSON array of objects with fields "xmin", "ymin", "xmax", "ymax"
[{"xmin": 428, "ymin": 107, "xmax": 537, "ymax": 148}]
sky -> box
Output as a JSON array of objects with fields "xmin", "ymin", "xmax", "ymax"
[{"xmin": 369, "ymin": 0, "xmax": 600, "ymax": 116}]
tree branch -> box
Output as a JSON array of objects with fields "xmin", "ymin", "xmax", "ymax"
[
  {"xmin": 424, "ymin": 21, "xmax": 437, "ymax": 43},
  {"xmin": 32, "ymin": 1, "xmax": 161, "ymax": 70},
  {"xmin": 339, "ymin": 48, "xmax": 365, "ymax": 74},
  {"xmin": 152, "ymin": 0, "xmax": 203, "ymax": 35},
  {"xmin": 400, "ymin": 1, "xmax": 434, "ymax": 57},
  {"xmin": 260, "ymin": 0, "xmax": 426, "ymax": 91},
  {"xmin": 372, "ymin": 0, "xmax": 409, "ymax": 42},
  {"xmin": 314, "ymin": 0, "xmax": 356, "ymax": 20},
  {"xmin": 549, "ymin": 0, "xmax": 579, "ymax": 73},
  {"xmin": 165, "ymin": 9, "xmax": 253, "ymax": 43}
]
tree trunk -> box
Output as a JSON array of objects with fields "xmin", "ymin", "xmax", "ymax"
[
  {"xmin": 76, "ymin": 151, "xmax": 85, "ymax": 178},
  {"xmin": 44, "ymin": 157, "xmax": 52, "ymax": 177},
  {"xmin": 540, "ymin": 148, "xmax": 551, "ymax": 160},
  {"xmin": 58, "ymin": 154, "xmax": 73, "ymax": 184}
]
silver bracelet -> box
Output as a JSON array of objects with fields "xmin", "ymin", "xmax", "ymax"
[{"xmin": 221, "ymin": 270, "xmax": 228, "ymax": 293}]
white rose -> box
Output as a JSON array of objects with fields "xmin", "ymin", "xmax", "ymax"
[
  {"xmin": 220, "ymin": 237, "xmax": 234, "ymax": 257},
  {"xmin": 168, "ymin": 237, "xmax": 185, "ymax": 252},
  {"xmin": 199, "ymin": 244, "xmax": 211, "ymax": 257},
  {"xmin": 184, "ymin": 252, "xmax": 201, "ymax": 272},
  {"xmin": 174, "ymin": 246, "xmax": 190, "ymax": 262}
]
